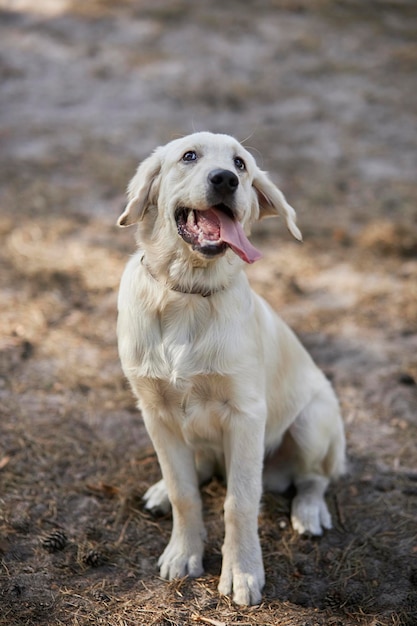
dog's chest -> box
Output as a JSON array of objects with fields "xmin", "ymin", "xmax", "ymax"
[
  {"xmin": 130, "ymin": 304, "xmax": 250, "ymax": 447},
  {"xmin": 134, "ymin": 371, "xmax": 233, "ymax": 451},
  {"xmin": 137, "ymin": 300, "xmax": 241, "ymax": 383}
]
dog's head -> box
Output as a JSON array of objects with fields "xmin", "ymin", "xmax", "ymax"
[{"xmin": 118, "ymin": 132, "xmax": 301, "ymax": 275}]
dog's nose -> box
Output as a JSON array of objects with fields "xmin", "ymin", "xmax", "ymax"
[{"xmin": 208, "ymin": 169, "xmax": 239, "ymax": 194}]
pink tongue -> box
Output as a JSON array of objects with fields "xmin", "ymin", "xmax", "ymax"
[{"xmin": 212, "ymin": 208, "xmax": 262, "ymax": 264}]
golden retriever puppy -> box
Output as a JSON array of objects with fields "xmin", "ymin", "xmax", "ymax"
[{"xmin": 117, "ymin": 131, "xmax": 345, "ymax": 606}]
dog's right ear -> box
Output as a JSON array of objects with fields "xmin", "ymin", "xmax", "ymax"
[{"xmin": 117, "ymin": 150, "xmax": 162, "ymax": 227}]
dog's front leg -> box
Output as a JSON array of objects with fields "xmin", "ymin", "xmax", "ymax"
[
  {"xmin": 142, "ymin": 411, "xmax": 206, "ymax": 580},
  {"xmin": 218, "ymin": 408, "xmax": 265, "ymax": 606}
]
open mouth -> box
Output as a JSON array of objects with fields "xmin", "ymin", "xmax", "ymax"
[
  {"xmin": 175, "ymin": 204, "xmax": 229, "ymax": 258},
  {"xmin": 175, "ymin": 204, "xmax": 262, "ymax": 264}
]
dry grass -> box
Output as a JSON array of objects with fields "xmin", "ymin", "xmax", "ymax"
[{"xmin": 1, "ymin": 206, "xmax": 416, "ymax": 626}]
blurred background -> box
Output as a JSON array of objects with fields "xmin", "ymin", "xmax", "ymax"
[
  {"xmin": 0, "ymin": 2, "xmax": 416, "ymax": 625},
  {"xmin": 2, "ymin": 0, "xmax": 417, "ymax": 233}
]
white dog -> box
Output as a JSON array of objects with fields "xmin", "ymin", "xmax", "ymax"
[{"xmin": 117, "ymin": 132, "xmax": 345, "ymax": 606}]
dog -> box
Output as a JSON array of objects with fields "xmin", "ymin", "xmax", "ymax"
[{"xmin": 117, "ymin": 131, "xmax": 345, "ymax": 606}]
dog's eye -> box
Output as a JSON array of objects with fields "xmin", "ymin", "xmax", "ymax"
[
  {"xmin": 182, "ymin": 151, "xmax": 198, "ymax": 163},
  {"xmin": 234, "ymin": 157, "xmax": 246, "ymax": 171}
]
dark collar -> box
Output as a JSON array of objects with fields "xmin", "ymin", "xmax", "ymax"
[{"xmin": 141, "ymin": 255, "xmax": 225, "ymax": 298}]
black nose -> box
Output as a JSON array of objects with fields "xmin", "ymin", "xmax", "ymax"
[{"xmin": 208, "ymin": 169, "xmax": 239, "ymax": 194}]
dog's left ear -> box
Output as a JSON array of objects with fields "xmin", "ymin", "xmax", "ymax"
[
  {"xmin": 253, "ymin": 169, "xmax": 302, "ymax": 241},
  {"xmin": 117, "ymin": 150, "xmax": 162, "ymax": 227}
]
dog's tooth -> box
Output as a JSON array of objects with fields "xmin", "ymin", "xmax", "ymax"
[{"xmin": 187, "ymin": 210, "xmax": 196, "ymax": 226}]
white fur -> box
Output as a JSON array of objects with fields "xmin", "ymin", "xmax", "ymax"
[{"xmin": 117, "ymin": 132, "xmax": 345, "ymax": 606}]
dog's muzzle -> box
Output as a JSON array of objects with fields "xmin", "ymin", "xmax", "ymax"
[{"xmin": 175, "ymin": 168, "xmax": 262, "ymax": 264}]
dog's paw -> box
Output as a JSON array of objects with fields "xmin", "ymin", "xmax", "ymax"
[
  {"xmin": 291, "ymin": 494, "xmax": 332, "ymax": 536},
  {"xmin": 158, "ymin": 536, "xmax": 204, "ymax": 580},
  {"xmin": 218, "ymin": 555, "xmax": 265, "ymax": 606},
  {"xmin": 218, "ymin": 538, "xmax": 265, "ymax": 606},
  {"xmin": 143, "ymin": 479, "xmax": 171, "ymax": 515}
]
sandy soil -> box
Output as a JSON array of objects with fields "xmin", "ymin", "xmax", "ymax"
[{"xmin": 0, "ymin": 1, "xmax": 416, "ymax": 624}]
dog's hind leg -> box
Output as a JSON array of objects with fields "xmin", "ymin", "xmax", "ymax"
[
  {"xmin": 291, "ymin": 474, "xmax": 332, "ymax": 536},
  {"xmin": 290, "ymin": 385, "xmax": 345, "ymax": 535},
  {"xmin": 143, "ymin": 478, "xmax": 171, "ymax": 515}
]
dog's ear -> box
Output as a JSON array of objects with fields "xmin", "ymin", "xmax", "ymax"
[
  {"xmin": 117, "ymin": 150, "xmax": 162, "ymax": 227},
  {"xmin": 253, "ymin": 169, "xmax": 302, "ymax": 241}
]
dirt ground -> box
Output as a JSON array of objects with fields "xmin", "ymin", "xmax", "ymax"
[{"xmin": 1, "ymin": 1, "xmax": 416, "ymax": 624}]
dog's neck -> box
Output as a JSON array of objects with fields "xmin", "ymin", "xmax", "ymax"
[{"xmin": 141, "ymin": 254, "xmax": 226, "ymax": 298}]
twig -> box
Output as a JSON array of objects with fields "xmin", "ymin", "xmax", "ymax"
[{"xmin": 192, "ymin": 614, "xmax": 227, "ymax": 626}]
